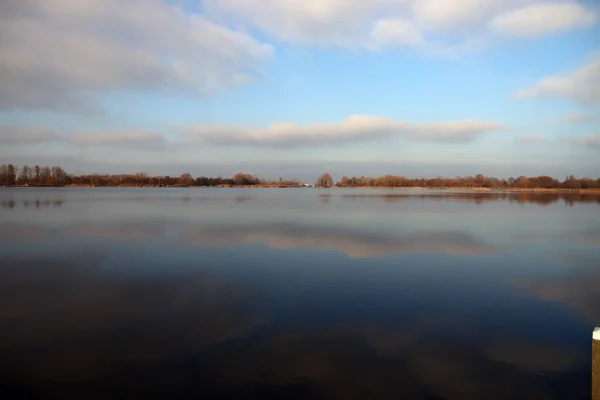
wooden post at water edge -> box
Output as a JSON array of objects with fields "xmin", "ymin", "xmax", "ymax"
[{"xmin": 594, "ymin": 328, "xmax": 599, "ymax": 400}]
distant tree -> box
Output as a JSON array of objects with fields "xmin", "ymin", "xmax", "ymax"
[
  {"xmin": 233, "ymin": 172, "xmax": 247, "ymax": 185},
  {"xmin": 0, "ymin": 165, "xmax": 7, "ymax": 185},
  {"xmin": 39, "ymin": 166, "xmax": 51, "ymax": 185},
  {"xmin": 232, "ymin": 173, "xmax": 260, "ymax": 185},
  {"xmin": 6, "ymin": 164, "xmax": 16, "ymax": 185},
  {"xmin": 516, "ymin": 176, "xmax": 533, "ymax": 189},
  {"xmin": 51, "ymin": 166, "xmax": 69, "ymax": 186},
  {"xmin": 534, "ymin": 175, "xmax": 559, "ymax": 189},
  {"xmin": 338, "ymin": 176, "xmax": 350, "ymax": 187},
  {"xmin": 380, "ymin": 175, "xmax": 397, "ymax": 188},
  {"xmin": 474, "ymin": 174, "xmax": 486, "ymax": 187},
  {"xmin": 18, "ymin": 165, "xmax": 32, "ymax": 184},
  {"xmin": 34, "ymin": 165, "xmax": 40, "ymax": 183},
  {"xmin": 0, "ymin": 161, "xmax": 598, "ymax": 191},
  {"xmin": 316, "ymin": 173, "xmax": 333, "ymax": 188},
  {"xmin": 178, "ymin": 173, "xmax": 194, "ymax": 186},
  {"xmin": 563, "ymin": 175, "xmax": 581, "ymax": 190},
  {"xmin": 135, "ymin": 173, "xmax": 149, "ymax": 185}
]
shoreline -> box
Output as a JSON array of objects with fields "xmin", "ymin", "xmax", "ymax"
[
  {"xmin": 3, "ymin": 185, "xmax": 600, "ymax": 194},
  {"xmin": 329, "ymin": 186, "xmax": 600, "ymax": 194}
]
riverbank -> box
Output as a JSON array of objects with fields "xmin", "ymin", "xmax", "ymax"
[
  {"xmin": 329, "ymin": 186, "xmax": 600, "ymax": 194},
  {"xmin": 3, "ymin": 184, "xmax": 600, "ymax": 193}
]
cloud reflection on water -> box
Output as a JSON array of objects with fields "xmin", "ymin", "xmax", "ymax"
[
  {"xmin": 517, "ymin": 254, "xmax": 600, "ymax": 324},
  {"xmin": 181, "ymin": 224, "xmax": 499, "ymax": 258},
  {"xmin": 0, "ymin": 253, "xmax": 268, "ymax": 386},
  {"xmin": 0, "ymin": 251, "xmax": 588, "ymax": 399},
  {"xmin": 0, "ymin": 189, "xmax": 596, "ymax": 398},
  {"xmin": 192, "ymin": 324, "xmax": 585, "ymax": 399}
]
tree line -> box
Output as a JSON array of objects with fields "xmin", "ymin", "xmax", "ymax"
[
  {"xmin": 327, "ymin": 173, "xmax": 600, "ymax": 190},
  {"xmin": 1, "ymin": 164, "xmax": 599, "ymax": 189},
  {"xmin": 0, "ymin": 164, "xmax": 70, "ymax": 186},
  {"xmin": 0, "ymin": 165, "xmax": 305, "ymax": 187}
]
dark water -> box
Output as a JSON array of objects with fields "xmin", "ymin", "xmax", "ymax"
[{"xmin": 1, "ymin": 188, "xmax": 599, "ymax": 399}]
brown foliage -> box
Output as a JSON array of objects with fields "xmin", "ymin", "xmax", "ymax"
[
  {"xmin": 316, "ymin": 173, "xmax": 333, "ymax": 188},
  {"xmin": 1, "ymin": 163, "xmax": 599, "ymax": 190}
]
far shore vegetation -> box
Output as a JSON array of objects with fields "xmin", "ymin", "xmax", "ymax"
[{"xmin": 1, "ymin": 164, "xmax": 599, "ymax": 192}]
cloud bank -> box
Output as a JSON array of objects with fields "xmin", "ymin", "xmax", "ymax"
[
  {"xmin": 184, "ymin": 115, "xmax": 502, "ymax": 147},
  {"xmin": 69, "ymin": 131, "xmax": 168, "ymax": 150},
  {"xmin": 514, "ymin": 56, "xmax": 600, "ymax": 106},
  {"xmin": 204, "ymin": 0, "xmax": 596, "ymax": 54},
  {"xmin": 489, "ymin": 2, "xmax": 596, "ymax": 38},
  {"xmin": 0, "ymin": 0, "xmax": 273, "ymax": 112},
  {"xmin": 0, "ymin": 0, "xmax": 595, "ymax": 117},
  {"xmin": 0, "ymin": 126, "xmax": 56, "ymax": 145},
  {"xmin": 2, "ymin": 115, "xmax": 501, "ymax": 150},
  {"xmin": 0, "ymin": 126, "xmax": 168, "ymax": 150}
]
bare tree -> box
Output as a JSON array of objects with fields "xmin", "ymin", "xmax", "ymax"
[
  {"xmin": 178, "ymin": 173, "xmax": 194, "ymax": 186},
  {"xmin": 233, "ymin": 172, "xmax": 247, "ymax": 185},
  {"xmin": 18, "ymin": 165, "xmax": 32, "ymax": 184},
  {"xmin": 135, "ymin": 172, "xmax": 149, "ymax": 185},
  {"xmin": 0, "ymin": 165, "xmax": 7, "ymax": 185},
  {"xmin": 6, "ymin": 164, "xmax": 16, "ymax": 185},
  {"xmin": 39, "ymin": 166, "xmax": 51, "ymax": 185},
  {"xmin": 33, "ymin": 165, "xmax": 41, "ymax": 184},
  {"xmin": 316, "ymin": 173, "xmax": 333, "ymax": 188}
]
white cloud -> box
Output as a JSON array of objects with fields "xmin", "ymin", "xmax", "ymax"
[
  {"xmin": 69, "ymin": 131, "xmax": 167, "ymax": 150},
  {"xmin": 489, "ymin": 2, "xmax": 596, "ymax": 38},
  {"xmin": 1, "ymin": 116, "xmax": 501, "ymax": 151},
  {"xmin": 203, "ymin": 0, "xmax": 395, "ymax": 48},
  {"xmin": 412, "ymin": 0, "xmax": 522, "ymax": 32},
  {"xmin": 183, "ymin": 115, "xmax": 502, "ymax": 147},
  {"xmin": 0, "ymin": 0, "xmax": 595, "ymax": 116},
  {"xmin": 370, "ymin": 18, "xmax": 424, "ymax": 49},
  {"xmin": 514, "ymin": 56, "xmax": 600, "ymax": 106},
  {"xmin": 0, "ymin": 0, "xmax": 273, "ymax": 112},
  {"xmin": 204, "ymin": 0, "xmax": 596, "ymax": 53},
  {"xmin": 0, "ymin": 126, "xmax": 56, "ymax": 145}
]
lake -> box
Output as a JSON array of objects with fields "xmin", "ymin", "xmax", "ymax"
[{"xmin": 1, "ymin": 188, "xmax": 598, "ymax": 399}]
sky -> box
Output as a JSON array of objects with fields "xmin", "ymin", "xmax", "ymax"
[{"xmin": 0, "ymin": 0, "xmax": 599, "ymax": 180}]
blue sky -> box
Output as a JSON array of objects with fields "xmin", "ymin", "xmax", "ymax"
[{"xmin": 0, "ymin": 0, "xmax": 599, "ymax": 180}]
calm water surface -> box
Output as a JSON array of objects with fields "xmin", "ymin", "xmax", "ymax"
[{"xmin": 1, "ymin": 188, "xmax": 599, "ymax": 399}]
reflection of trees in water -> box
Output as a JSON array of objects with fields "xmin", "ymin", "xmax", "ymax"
[
  {"xmin": 0, "ymin": 199, "xmax": 64, "ymax": 209},
  {"xmin": 341, "ymin": 192, "xmax": 600, "ymax": 206},
  {"xmin": 318, "ymin": 193, "xmax": 333, "ymax": 203}
]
